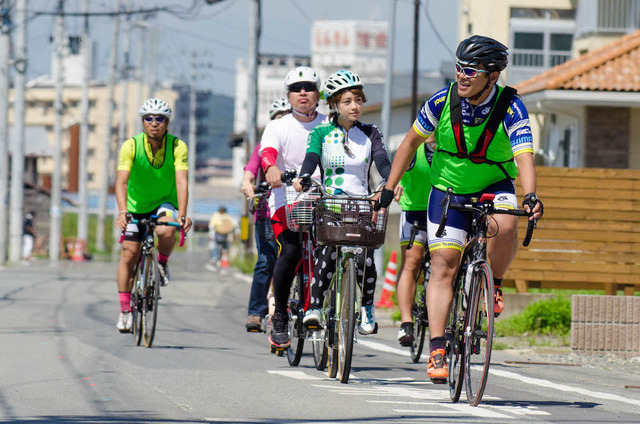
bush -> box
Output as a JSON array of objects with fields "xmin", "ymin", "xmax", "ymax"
[{"xmin": 495, "ymin": 296, "xmax": 571, "ymax": 337}]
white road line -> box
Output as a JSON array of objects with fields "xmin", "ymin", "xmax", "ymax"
[
  {"xmin": 268, "ymin": 370, "xmax": 323, "ymax": 380},
  {"xmin": 360, "ymin": 339, "xmax": 640, "ymax": 408},
  {"xmin": 490, "ymin": 368, "xmax": 640, "ymax": 407}
]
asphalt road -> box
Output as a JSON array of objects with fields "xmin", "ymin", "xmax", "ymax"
[{"xmin": 1, "ymin": 253, "xmax": 640, "ymax": 424}]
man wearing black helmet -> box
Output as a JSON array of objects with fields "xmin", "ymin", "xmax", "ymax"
[{"xmin": 376, "ymin": 35, "xmax": 543, "ymax": 382}]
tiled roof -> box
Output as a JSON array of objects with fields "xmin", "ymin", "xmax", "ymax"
[{"xmin": 515, "ymin": 30, "xmax": 640, "ymax": 95}]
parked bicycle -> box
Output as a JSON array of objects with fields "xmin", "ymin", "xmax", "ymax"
[
  {"xmin": 299, "ymin": 176, "xmax": 388, "ymax": 383},
  {"xmin": 437, "ymin": 187, "xmax": 535, "ymax": 406},
  {"xmin": 405, "ymin": 224, "xmax": 431, "ymax": 363},
  {"xmin": 119, "ymin": 215, "xmax": 185, "ymax": 347}
]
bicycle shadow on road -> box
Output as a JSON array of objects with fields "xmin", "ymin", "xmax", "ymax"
[{"xmin": 483, "ymin": 399, "xmax": 599, "ymax": 409}]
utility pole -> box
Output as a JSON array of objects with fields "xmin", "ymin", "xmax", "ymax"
[
  {"xmin": 135, "ymin": 19, "xmax": 147, "ymax": 134},
  {"xmin": 148, "ymin": 25, "xmax": 157, "ymax": 98},
  {"xmin": 381, "ymin": 0, "xmax": 396, "ymax": 145},
  {"xmin": 9, "ymin": 0, "xmax": 27, "ymax": 263},
  {"xmin": 242, "ymin": 0, "xmax": 260, "ymax": 254},
  {"xmin": 187, "ymin": 51, "xmax": 197, "ymax": 252},
  {"xmin": 96, "ymin": 0, "xmax": 121, "ymax": 251},
  {"xmin": 77, "ymin": 0, "xmax": 90, "ymax": 256},
  {"xmin": 0, "ymin": 4, "xmax": 10, "ymax": 265},
  {"xmin": 411, "ymin": 0, "xmax": 420, "ymax": 121},
  {"xmin": 49, "ymin": 0, "xmax": 66, "ymax": 264}
]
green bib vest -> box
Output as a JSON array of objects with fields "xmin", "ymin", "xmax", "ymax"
[
  {"xmin": 127, "ymin": 132, "xmax": 179, "ymax": 214},
  {"xmin": 399, "ymin": 143, "xmax": 432, "ymax": 211},
  {"xmin": 432, "ymin": 84, "xmax": 518, "ymax": 194}
]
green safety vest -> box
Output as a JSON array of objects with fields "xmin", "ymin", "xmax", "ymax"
[
  {"xmin": 431, "ymin": 83, "xmax": 518, "ymax": 194},
  {"xmin": 399, "ymin": 143, "xmax": 432, "ymax": 211},
  {"xmin": 127, "ymin": 132, "xmax": 179, "ymax": 214}
]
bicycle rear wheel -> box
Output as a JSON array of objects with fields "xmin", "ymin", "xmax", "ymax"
[
  {"xmin": 447, "ymin": 256, "xmax": 467, "ymax": 403},
  {"xmin": 287, "ymin": 269, "xmax": 305, "ymax": 366},
  {"xmin": 338, "ymin": 257, "xmax": 356, "ymax": 384},
  {"xmin": 142, "ymin": 252, "xmax": 160, "ymax": 348},
  {"xmin": 410, "ymin": 279, "xmax": 427, "ymax": 363},
  {"xmin": 131, "ymin": 262, "xmax": 143, "ymax": 346},
  {"xmin": 464, "ymin": 261, "xmax": 494, "ymax": 406}
]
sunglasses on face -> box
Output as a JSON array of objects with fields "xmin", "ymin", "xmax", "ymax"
[
  {"xmin": 455, "ymin": 63, "xmax": 489, "ymax": 78},
  {"xmin": 288, "ymin": 82, "xmax": 317, "ymax": 93},
  {"xmin": 143, "ymin": 115, "xmax": 167, "ymax": 124}
]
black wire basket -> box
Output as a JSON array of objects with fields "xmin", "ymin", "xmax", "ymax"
[{"xmin": 315, "ymin": 198, "xmax": 388, "ymax": 248}]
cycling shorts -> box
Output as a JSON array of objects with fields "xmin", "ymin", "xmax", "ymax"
[
  {"xmin": 427, "ymin": 180, "xmax": 517, "ymax": 252},
  {"xmin": 123, "ymin": 202, "xmax": 178, "ymax": 243},
  {"xmin": 399, "ymin": 210, "xmax": 428, "ymax": 248}
]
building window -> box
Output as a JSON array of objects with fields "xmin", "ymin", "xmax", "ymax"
[{"xmin": 513, "ymin": 32, "xmax": 544, "ymax": 67}]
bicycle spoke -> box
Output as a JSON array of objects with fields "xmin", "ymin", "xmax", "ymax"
[{"xmin": 338, "ymin": 257, "xmax": 356, "ymax": 383}]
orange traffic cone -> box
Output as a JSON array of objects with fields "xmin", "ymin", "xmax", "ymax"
[
  {"xmin": 375, "ymin": 250, "xmax": 397, "ymax": 308},
  {"xmin": 72, "ymin": 239, "xmax": 86, "ymax": 262},
  {"xmin": 220, "ymin": 250, "xmax": 229, "ymax": 269}
]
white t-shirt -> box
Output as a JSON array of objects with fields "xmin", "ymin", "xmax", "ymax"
[{"xmin": 260, "ymin": 112, "xmax": 327, "ymax": 214}]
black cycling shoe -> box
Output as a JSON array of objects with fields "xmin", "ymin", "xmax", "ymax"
[
  {"xmin": 269, "ymin": 314, "xmax": 290, "ymax": 348},
  {"xmin": 397, "ymin": 322, "xmax": 415, "ymax": 347}
]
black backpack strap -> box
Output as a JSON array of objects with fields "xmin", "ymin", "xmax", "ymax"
[
  {"xmin": 469, "ymin": 86, "xmax": 517, "ymax": 160},
  {"xmin": 449, "ymin": 83, "xmax": 467, "ymax": 156}
]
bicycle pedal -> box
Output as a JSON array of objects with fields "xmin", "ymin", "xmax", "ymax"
[
  {"xmin": 430, "ymin": 378, "xmax": 447, "ymax": 385},
  {"xmin": 372, "ymin": 322, "xmax": 378, "ymax": 334}
]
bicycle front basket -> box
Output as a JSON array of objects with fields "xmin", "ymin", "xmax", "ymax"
[
  {"xmin": 315, "ymin": 198, "xmax": 388, "ymax": 248},
  {"xmin": 285, "ymin": 185, "xmax": 320, "ymax": 232}
]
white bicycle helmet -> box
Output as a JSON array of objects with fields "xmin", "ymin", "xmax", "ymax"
[
  {"xmin": 323, "ymin": 70, "xmax": 364, "ymax": 101},
  {"xmin": 269, "ymin": 97, "xmax": 291, "ymax": 120},
  {"xmin": 284, "ymin": 66, "xmax": 321, "ymax": 91},
  {"xmin": 139, "ymin": 98, "xmax": 173, "ymax": 118}
]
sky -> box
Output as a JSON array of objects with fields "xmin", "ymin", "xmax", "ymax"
[{"xmin": 20, "ymin": 0, "xmax": 459, "ymax": 97}]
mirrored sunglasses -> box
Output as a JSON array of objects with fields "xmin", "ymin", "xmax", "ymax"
[
  {"xmin": 455, "ymin": 62, "xmax": 489, "ymax": 78},
  {"xmin": 288, "ymin": 82, "xmax": 317, "ymax": 93},
  {"xmin": 143, "ymin": 115, "xmax": 167, "ymax": 124}
]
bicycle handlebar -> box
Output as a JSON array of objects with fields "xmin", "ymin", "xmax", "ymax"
[
  {"xmin": 119, "ymin": 216, "xmax": 186, "ymax": 247},
  {"xmin": 250, "ymin": 169, "xmax": 298, "ymax": 200},
  {"xmin": 407, "ymin": 223, "xmax": 427, "ymax": 250},
  {"xmin": 298, "ymin": 174, "xmax": 386, "ymax": 201},
  {"xmin": 435, "ymin": 187, "xmax": 536, "ymax": 247}
]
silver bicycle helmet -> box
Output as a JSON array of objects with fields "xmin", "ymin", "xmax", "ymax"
[
  {"xmin": 139, "ymin": 98, "xmax": 173, "ymax": 118},
  {"xmin": 269, "ymin": 97, "xmax": 291, "ymax": 120}
]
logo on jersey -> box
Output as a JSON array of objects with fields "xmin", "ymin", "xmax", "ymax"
[
  {"xmin": 515, "ymin": 128, "xmax": 531, "ymax": 136},
  {"xmin": 497, "ymin": 195, "xmax": 509, "ymax": 201},
  {"xmin": 475, "ymin": 117, "xmax": 484, "ymax": 125},
  {"xmin": 482, "ymin": 107, "xmax": 491, "ymax": 115}
]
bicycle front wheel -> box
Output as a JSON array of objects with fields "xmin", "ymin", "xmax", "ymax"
[
  {"xmin": 447, "ymin": 256, "xmax": 468, "ymax": 403},
  {"xmin": 287, "ymin": 269, "xmax": 305, "ymax": 366},
  {"xmin": 338, "ymin": 256, "xmax": 356, "ymax": 384},
  {"xmin": 464, "ymin": 261, "xmax": 494, "ymax": 406},
  {"xmin": 410, "ymin": 279, "xmax": 427, "ymax": 363},
  {"xmin": 131, "ymin": 262, "xmax": 143, "ymax": 346},
  {"xmin": 142, "ymin": 252, "xmax": 160, "ymax": 348}
]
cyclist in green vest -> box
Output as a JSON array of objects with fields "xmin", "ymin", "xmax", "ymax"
[
  {"xmin": 376, "ymin": 36, "xmax": 543, "ymax": 382},
  {"xmin": 114, "ymin": 98, "xmax": 192, "ymax": 333},
  {"xmin": 396, "ymin": 139, "xmax": 433, "ymax": 347}
]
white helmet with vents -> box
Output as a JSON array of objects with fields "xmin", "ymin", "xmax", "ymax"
[
  {"xmin": 269, "ymin": 97, "xmax": 291, "ymax": 120},
  {"xmin": 139, "ymin": 98, "xmax": 173, "ymax": 118},
  {"xmin": 284, "ymin": 66, "xmax": 321, "ymax": 91},
  {"xmin": 323, "ymin": 70, "xmax": 363, "ymax": 100}
]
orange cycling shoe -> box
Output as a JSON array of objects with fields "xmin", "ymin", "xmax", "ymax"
[
  {"xmin": 494, "ymin": 285, "xmax": 504, "ymax": 317},
  {"xmin": 427, "ymin": 348, "xmax": 448, "ymax": 383}
]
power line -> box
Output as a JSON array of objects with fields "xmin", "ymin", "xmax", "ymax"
[{"xmin": 423, "ymin": 0, "xmax": 456, "ymax": 61}]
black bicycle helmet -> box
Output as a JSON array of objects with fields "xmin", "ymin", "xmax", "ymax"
[{"xmin": 456, "ymin": 35, "xmax": 508, "ymax": 72}]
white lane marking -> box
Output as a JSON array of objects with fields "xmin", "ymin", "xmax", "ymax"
[
  {"xmin": 268, "ymin": 370, "xmax": 323, "ymax": 380},
  {"xmin": 358, "ymin": 339, "xmax": 410, "ymax": 356},
  {"xmin": 360, "ymin": 339, "xmax": 640, "ymax": 408},
  {"xmin": 490, "ymin": 368, "xmax": 640, "ymax": 407}
]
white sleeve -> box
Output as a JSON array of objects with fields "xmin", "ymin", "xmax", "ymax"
[{"xmin": 259, "ymin": 120, "xmax": 280, "ymax": 156}]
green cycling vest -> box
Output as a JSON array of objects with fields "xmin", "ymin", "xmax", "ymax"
[
  {"xmin": 399, "ymin": 143, "xmax": 432, "ymax": 211},
  {"xmin": 127, "ymin": 132, "xmax": 179, "ymax": 214},
  {"xmin": 432, "ymin": 84, "xmax": 518, "ymax": 194}
]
